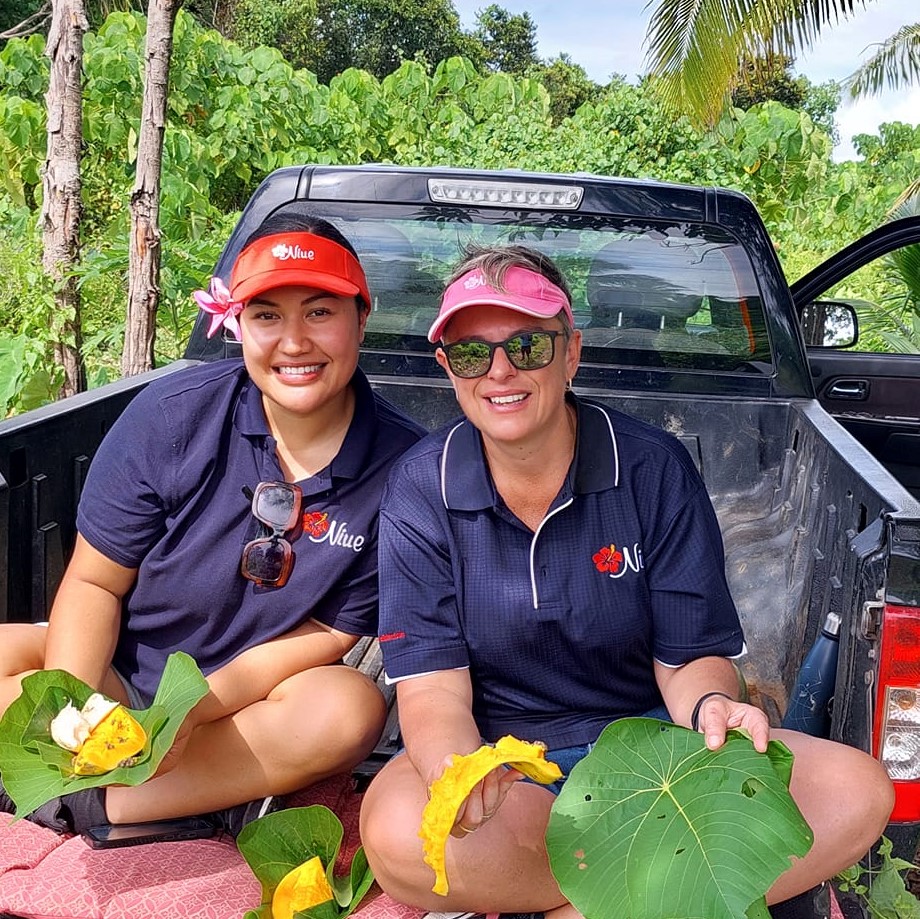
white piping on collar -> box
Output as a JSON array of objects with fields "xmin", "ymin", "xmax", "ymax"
[
  {"xmin": 584, "ymin": 402, "xmax": 620, "ymax": 487},
  {"xmin": 529, "ymin": 497, "xmax": 573, "ymax": 608},
  {"xmin": 440, "ymin": 421, "xmax": 467, "ymax": 509}
]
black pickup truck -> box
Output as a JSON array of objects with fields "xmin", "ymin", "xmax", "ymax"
[{"xmin": 1, "ymin": 165, "xmax": 920, "ymax": 919}]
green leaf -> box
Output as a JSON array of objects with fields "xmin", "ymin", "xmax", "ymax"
[
  {"xmin": 546, "ymin": 718, "xmax": 813, "ymax": 919},
  {"xmin": 864, "ymin": 837, "xmax": 920, "ymax": 919},
  {"xmin": 340, "ymin": 847, "xmax": 375, "ymax": 918},
  {"xmin": 0, "ymin": 335, "xmax": 25, "ymax": 408},
  {"xmin": 0, "ymin": 652, "xmax": 208, "ymax": 817},
  {"xmin": 237, "ymin": 806, "xmax": 374, "ymax": 919}
]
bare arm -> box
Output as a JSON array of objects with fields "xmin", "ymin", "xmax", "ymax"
[
  {"xmin": 398, "ymin": 668, "xmax": 479, "ymax": 783},
  {"xmin": 190, "ymin": 621, "xmax": 362, "ymax": 725},
  {"xmin": 397, "ymin": 668, "xmax": 519, "ymax": 834},
  {"xmin": 49, "ymin": 535, "xmax": 356, "ymax": 722},
  {"xmin": 655, "ymin": 655, "xmax": 770, "ymax": 752},
  {"xmin": 44, "ymin": 535, "xmax": 137, "ymax": 690}
]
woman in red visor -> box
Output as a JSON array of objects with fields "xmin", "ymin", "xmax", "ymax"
[{"xmin": 0, "ymin": 214, "xmax": 424, "ymax": 839}]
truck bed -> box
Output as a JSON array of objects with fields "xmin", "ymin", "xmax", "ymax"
[{"xmin": 0, "ymin": 367, "xmax": 907, "ymax": 919}]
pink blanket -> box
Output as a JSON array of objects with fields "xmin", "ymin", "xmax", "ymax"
[{"xmin": 0, "ymin": 775, "xmax": 422, "ymax": 919}]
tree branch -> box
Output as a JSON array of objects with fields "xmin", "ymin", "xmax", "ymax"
[{"xmin": 0, "ymin": 2, "xmax": 52, "ymax": 39}]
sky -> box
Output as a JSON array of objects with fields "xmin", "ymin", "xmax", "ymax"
[{"xmin": 452, "ymin": 0, "xmax": 920, "ymax": 162}]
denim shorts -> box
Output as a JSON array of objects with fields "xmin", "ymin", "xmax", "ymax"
[
  {"xmin": 539, "ymin": 704, "xmax": 672, "ymax": 795},
  {"xmin": 113, "ymin": 670, "xmax": 148, "ymax": 710},
  {"xmin": 395, "ymin": 705, "xmax": 673, "ymax": 794}
]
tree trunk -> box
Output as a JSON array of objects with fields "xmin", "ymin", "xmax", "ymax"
[
  {"xmin": 41, "ymin": 0, "xmax": 88, "ymax": 399},
  {"xmin": 122, "ymin": 0, "xmax": 181, "ymax": 377}
]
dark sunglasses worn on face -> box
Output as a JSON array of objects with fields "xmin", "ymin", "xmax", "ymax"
[
  {"xmin": 441, "ymin": 330, "xmax": 562, "ymax": 379},
  {"xmin": 241, "ymin": 481, "xmax": 302, "ymax": 587}
]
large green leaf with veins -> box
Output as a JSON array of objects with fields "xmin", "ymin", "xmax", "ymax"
[
  {"xmin": 0, "ymin": 651, "xmax": 207, "ymax": 817},
  {"xmin": 546, "ymin": 718, "xmax": 813, "ymax": 919}
]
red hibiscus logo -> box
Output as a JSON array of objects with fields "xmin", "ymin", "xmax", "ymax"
[
  {"xmin": 303, "ymin": 511, "xmax": 330, "ymax": 537},
  {"xmin": 593, "ymin": 543, "xmax": 623, "ymax": 574}
]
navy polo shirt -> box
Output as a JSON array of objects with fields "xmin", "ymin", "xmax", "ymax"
[
  {"xmin": 378, "ymin": 396, "xmax": 744, "ymax": 749},
  {"xmin": 76, "ymin": 359, "xmax": 424, "ymax": 705}
]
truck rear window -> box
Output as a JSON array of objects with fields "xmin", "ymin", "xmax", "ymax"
[{"xmin": 268, "ymin": 204, "xmax": 772, "ymax": 376}]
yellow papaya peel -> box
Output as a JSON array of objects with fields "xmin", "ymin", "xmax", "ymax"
[
  {"xmin": 271, "ymin": 855, "xmax": 335, "ymax": 919},
  {"xmin": 420, "ymin": 735, "xmax": 562, "ymax": 895}
]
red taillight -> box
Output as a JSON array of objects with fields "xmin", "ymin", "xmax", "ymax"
[{"xmin": 873, "ymin": 604, "xmax": 920, "ymax": 822}]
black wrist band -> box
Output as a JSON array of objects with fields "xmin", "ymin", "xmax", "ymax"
[{"xmin": 690, "ymin": 691, "xmax": 733, "ymax": 732}]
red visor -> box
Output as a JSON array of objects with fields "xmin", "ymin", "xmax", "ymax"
[{"xmin": 230, "ymin": 232, "xmax": 371, "ymax": 308}]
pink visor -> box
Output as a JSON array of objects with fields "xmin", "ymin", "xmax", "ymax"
[{"xmin": 428, "ymin": 266, "xmax": 573, "ymax": 342}]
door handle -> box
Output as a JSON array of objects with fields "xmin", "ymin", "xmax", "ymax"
[{"xmin": 827, "ymin": 379, "xmax": 869, "ymax": 400}]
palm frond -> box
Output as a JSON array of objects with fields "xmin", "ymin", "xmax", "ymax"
[
  {"xmin": 878, "ymin": 328, "xmax": 920, "ymax": 354},
  {"xmin": 844, "ymin": 23, "xmax": 920, "ymax": 98},
  {"xmin": 643, "ymin": 0, "xmax": 874, "ymax": 126},
  {"xmin": 756, "ymin": 0, "xmax": 872, "ymax": 55},
  {"xmin": 887, "ymin": 246, "xmax": 920, "ymax": 303},
  {"xmin": 644, "ymin": 0, "xmax": 766, "ymax": 126},
  {"xmin": 889, "ymin": 180, "xmax": 920, "ymax": 214}
]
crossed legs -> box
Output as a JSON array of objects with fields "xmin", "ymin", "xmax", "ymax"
[
  {"xmin": 0, "ymin": 624, "xmax": 387, "ymax": 823},
  {"xmin": 360, "ymin": 731, "xmax": 894, "ymax": 918}
]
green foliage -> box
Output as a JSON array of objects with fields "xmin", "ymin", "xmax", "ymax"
[
  {"xmin": 856, "ymin": 122, "xmax": 920, "ymax": 168},
  {"xmin": 238, "ymin": 806, "xmax": 374, "ymax": 919},
  {"xmin": 730, "ymin": 54, "xmax": 840, "ymax": 145},
  {"xmin": 837, "ymin": 836, "xmax": 920, "ymax": 919},
  {"xmin": 547, "ymin": 718, "xmax": 812, "ymax": 919},
  {"xmin": 716, "ymin": 101, "xmax": 833, "ymax": 225},
  {"xmin": 0, "ymin": 332, "xmax": 59, "ymax": 417},
  {"xmin": 0, "ymin": 0, "xmax": 44, "ymax": 37},
  {"xmin": 305, "ymin": 0, "xmax": 482, "ymax": 84},
  {"xmin": 0, "ymin": 33, "xmax": 46, "ymax": 101},
  {"xmin": 228, "ymin": 0, "xmax": 318, "ymax": 74},
  {"xmin": 530, "ymin": 54, "xmax": 599, "ymax": 125},
  {"xmin": 0, "ymin": 34, "xmax": 46, "ymax": 210},
  {"xmin": 0, "ymin": 209, "xmax": 61, "ymax": 414},
  {"xmin": 0, "ymin": 8, "xmax": 916, "ymax": 414},
  {"xmin": 800, "ymin": 78, "xmax": 840, "ymax": 145},
  {"xmin": 474, "ymin": 3, "xmax": 539, "ymax": 75},
  {"xmin": 732, "ymin": 54, "xmax": 807, "ymax": 112}
]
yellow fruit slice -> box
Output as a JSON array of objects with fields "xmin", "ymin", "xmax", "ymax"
[
  {"xmin": 71, "ymin": 706, "xmax": 147, "ymax": 776},
  {"xmin": 420, "ymin": 735, "xmax": 562, "ymax": 895},
  {"xmin": 271, "ymin": 855, "xmax": 335, "ymax": 919}
]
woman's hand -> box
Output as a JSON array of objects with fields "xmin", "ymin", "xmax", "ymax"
[
  {"xmin": 426, "ymin": 755, "xmax": 522, "ymax": 838},
  {"xmin": 696, "ymin": 695, "xmax": 770, "ymax": 753},
  {"xmin": 151, "ymin": 711, "xmax": 197, "ymax": 779}
]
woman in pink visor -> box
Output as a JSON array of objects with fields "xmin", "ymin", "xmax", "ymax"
[
  {"xmin": 360, "ymin": 244, "xmax": 893, "ymax": 919},
  {"xmin": 0, "ymin": 214, "xmax": 423, "ymax": 839}
]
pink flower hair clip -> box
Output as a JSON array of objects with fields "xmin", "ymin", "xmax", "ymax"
[{"xmin": 193, "ymin": 277, "xmax": 244, "ymax": 340}]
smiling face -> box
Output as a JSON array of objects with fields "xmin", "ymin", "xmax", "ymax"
[
  {"xmin": 240, "ymin": 284, "xmax": 368, "ymax": 428},
  {"xmin": 436, "ymin": 304, "xmax": 581, "ymax": 450}
]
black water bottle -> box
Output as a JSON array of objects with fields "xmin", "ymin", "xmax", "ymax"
[{"xmin": 781, "ymin": 612, "xmax": 841, "ymax": 737}]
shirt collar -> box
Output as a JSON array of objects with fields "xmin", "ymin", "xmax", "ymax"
[
  {"xmin": 572, "ymin": 398, "xmax": 620, "ymax": 493},
  {"xmin": 233, "ymin": 366, "xmax": 377, "ymax": 481},
  {"xmin": 234, "ymin": 373, "xmax": 271, "ymax": 437},
  {"xmin": 441, "ymin": 394, "xmax": 620, "ymax": 512},
  {"xmin": 330, "ymin": 367, "xmax": 377, "ymax": 479}
]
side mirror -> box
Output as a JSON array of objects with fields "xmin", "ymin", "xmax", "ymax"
[{"xmin": 800, "ymin": 300, "xmax": 858, "ymax": 348}]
